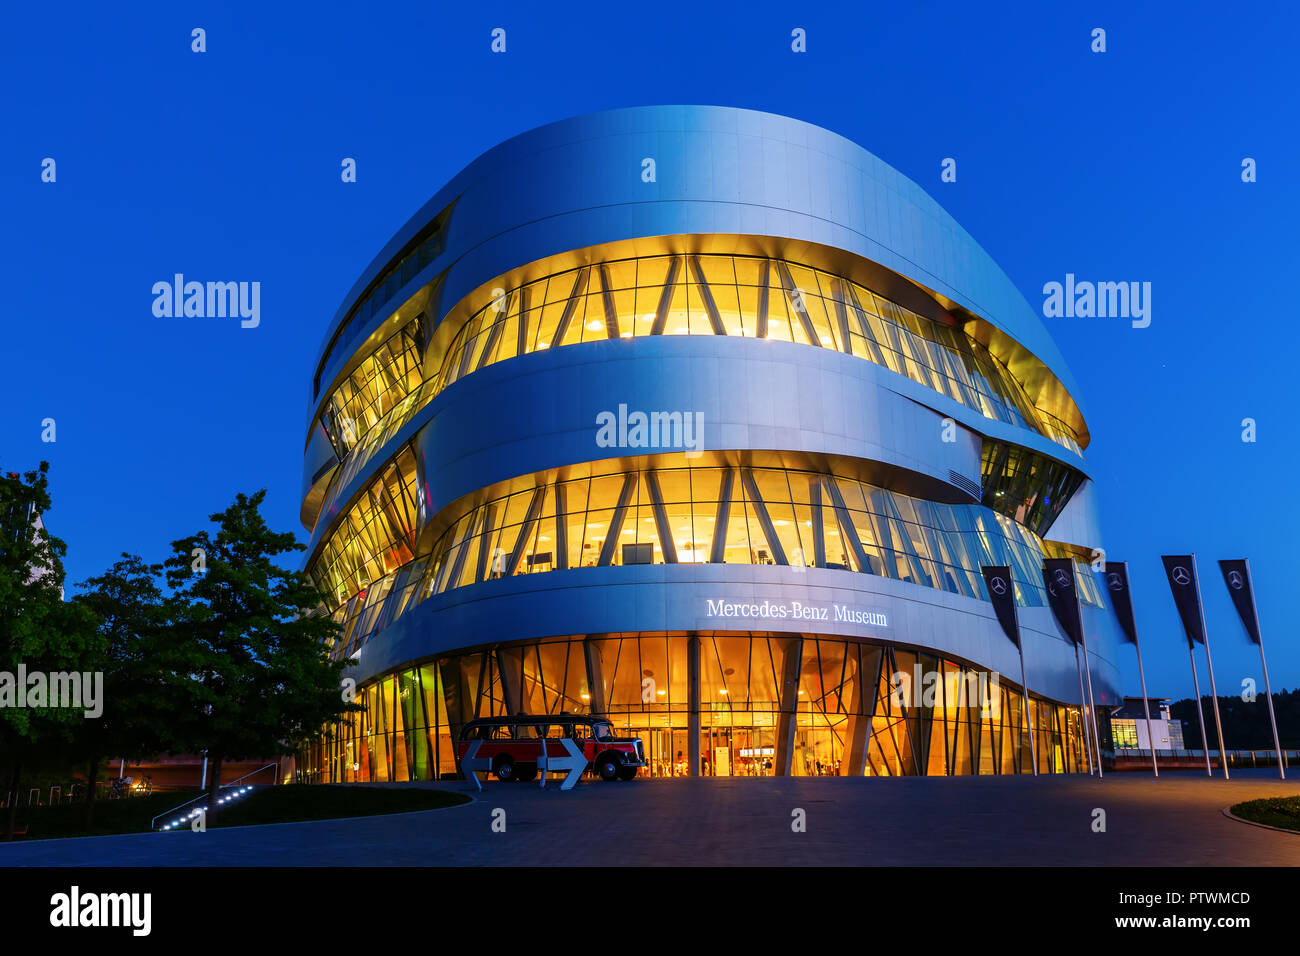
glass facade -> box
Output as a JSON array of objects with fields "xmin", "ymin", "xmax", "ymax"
[
  {"xmin": 1110, "ymin": 717, "xmax": 1185, "ymax": 751},
  {"xmin": 1111, "ymin": 721, "xmax": 1139, "ymax": 749},
  {"xmin": 311, "ymin": 249, "xmax": 1088, "ymax": 518},
  {"xmin": 312, "ymin": 445, "xmax": 423, "ymax": 608},
  {"xmin": 296, "ymin": 633, "xmax": 1090, "ymax": 782},
  {"xmin": 312, "ymin": 456, "xmax": 1105, "ymax": 660},
  {"xmin": 980, "ymin": 442, "xmax": 1085, "ymax": 536},
  {"xmin": 432, "ymin": 254, "xmax": 1082, "ymax": 452},
  {"xmin": 313, "ymin": 202, "xmax": 452, "ymax": 399},
  {"xmin": 319, "ymin": 315, "xmax": 425, "ymax": 459}
]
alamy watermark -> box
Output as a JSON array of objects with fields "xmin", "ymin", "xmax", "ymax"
[
  {"xmin": 595, "ymin": 404, "xmax": 704, "ymax": 456},
  {"xmin": 152, "ymin": 274, "xmax": 260, "ymax": 328},
  {"xmin": 889, "ymin": 665, "xmax": 1001, "ymax": 718},
  {"xmin": 50, "ymin": 885, "xmax": 150, "ymax": 936},
  {"xmin": 1042, "ymin": 274, "xmax": 1151, "ymax": 328},
  {"xmin": 0, "ymin": 665, "xmax": 103, "ymax": 718}
]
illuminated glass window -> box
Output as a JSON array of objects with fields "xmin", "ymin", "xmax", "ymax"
[
  {"xmin": 1041, "ymin": 541, "xmax": 1106, "ymax": 607},
  {"xmin": 434, "ymin": 254, "xmax": 1083, "ymax": 453},
  {"xmin": 981, "ymin": 441, "xmax": 1085, "ymax": 536},
  {"xmin": 310, "ymin": 445, "xmax": 421, "ymax": 607},
  {"xmin": 1111, "ymin": 720, "xmax": 1139, "ymax": 749},
  {"xmin": 314, "ymin": 203, "xmax": 453, "ymax": 399},
  {"xmin": 295, "ymin": 633, "xmax": 1090, "ymax": 782},
  {"xmin": 314, "ymin": 250, "xmax": 1087, "ymax": 513},
  {"xmin": 320, "ymin": 458, "xmax": 1105, "ymax": 658},
  {"xmin": 320, "ymin": 316, "xmax": 425, "ymax": 459}
]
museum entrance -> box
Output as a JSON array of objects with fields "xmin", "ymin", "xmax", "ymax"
[
  {"xmin": 615, "ymin": 722, "xmax": 782, "ymax": 777},
  {"xmin": 701, "ymin": 721, "xmax": 779, "ymax": 776},
  {"xmin": 621, "ymin": 726, "xmax": 691, "ymax": 777}
]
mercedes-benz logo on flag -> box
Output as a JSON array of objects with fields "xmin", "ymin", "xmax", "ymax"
[
  {"xmin": 1228, "ymin": 569, "xmax": 1244, "ymax": 590},
  {"xmin": 1053, "ymin": 568, "xmax": 1071, "ymax": 589},
  {"xmin": 990, "ymin": 576, "xmax": 1007, "ymax": 596},
  {"xmin": 1172, "ymin": 566, "xmax": 1192, "ymax": 586},
  {"xmin": 1107, "ymin": 571, "xmax": 1123, "ymax": 591}
]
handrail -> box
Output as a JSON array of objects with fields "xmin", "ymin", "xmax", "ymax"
[
  {"xmin": 224, "ymin": 762, "xmax": 280, "ymax": 788},
  {"xmin": 150, "ymin": 762, "xmax": 278, "ymax": 830}
]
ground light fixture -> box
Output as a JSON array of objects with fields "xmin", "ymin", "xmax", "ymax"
[{"xmin": 159, "ymin": 787, "xmax": 255, "ymax": 830}]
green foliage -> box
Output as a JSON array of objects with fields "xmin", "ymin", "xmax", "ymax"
[
  {"xmin": 14, "ymin": 790, "xmax": 203, "ymax": 840},
  {"xmin": 1230, "ymin": 795, "xmax": 1300, "ymax": 832},
  {"xmin": 71, "ymin": 554, "xmax": 170, "ymax": 763},
  {"xmin": 0, "ymin": 464, "xmax": 101, "ymax": 756},
  {"xmin": 1, "ymin": 468, "xmax": 355, "ymax": 834},
  {"xmin": 159, "ymin": 489, "xmax": 355, "ymax": 768}
]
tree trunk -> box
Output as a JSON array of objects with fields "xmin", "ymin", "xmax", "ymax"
[
  {"xmin": 205, "ymin": 754, "xmax": 222, "ymax": 824},
  {"xmin": 4, "ymin": 760, "xmax": 20, "ymax": 842},
  {"xmin": 83, "ymin": 756, "xmax": 100, "ymax": 831}
]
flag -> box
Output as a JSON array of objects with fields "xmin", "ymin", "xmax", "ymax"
[
  {"xmin": 1042, "ymin": 558, "xmax": 1084, "ymax": 645},
  {"xmin": 1104, "ymin": 561, "xmax": 1139, "ymax": 645},
  {"xmin": 1160, "ymin": 555, "xmax": 1205, "ymax": 647},
  {"xmin": 981, "ymin": 566, "xmax": 1020, "ymax": 647},
  {"xmin": 1218, "ymin": 559, "xmax": 1261, "ymax": 644}
]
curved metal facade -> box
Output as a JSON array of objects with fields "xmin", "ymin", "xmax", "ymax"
[{"xmin": 298, "ymin": 106, "xmax": 1123, "ymax": 782}]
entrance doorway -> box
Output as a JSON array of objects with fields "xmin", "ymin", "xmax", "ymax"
[{"xmin": 624, "ymin": 726, "xmax": 690, "ymax": 777}]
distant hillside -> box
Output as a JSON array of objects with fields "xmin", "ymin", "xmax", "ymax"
[{"xmin": 1169, "ymin": 688, "xmax": 1299, "ymax": 749}]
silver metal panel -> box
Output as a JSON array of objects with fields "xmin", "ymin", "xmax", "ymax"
[
  {"xmin": 312, "ymin": 106, "xmax": 1083, "ymax": 413},
  {"xmin": 347, "ymin": 564, "xmax": 1122, "ymax": 708},
  {"xmin": 306, "ymin": 335, "xmax": 1088, "ymax": 555}
]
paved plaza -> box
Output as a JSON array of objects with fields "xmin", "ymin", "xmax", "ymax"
[{"xmin": 0, "ymin": 770, "xmax": 1296, "ymax": 866}]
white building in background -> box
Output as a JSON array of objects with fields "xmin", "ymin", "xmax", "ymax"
[
  {"xmin": 1110, "ymin": 697, "xmax": 1185, "ymax": 751},
  {"xmin": 23, "ymin": 511, "xmax": 64, "ymax": 600}
]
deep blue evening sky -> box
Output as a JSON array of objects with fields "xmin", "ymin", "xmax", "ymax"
[{"xmin": 3, "ymin": 3, "xmax": 1296, "ymax": 701}]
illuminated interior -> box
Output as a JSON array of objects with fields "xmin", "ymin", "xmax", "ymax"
[
  {"xmin": 319, "ymin": 315, "xmax": 425, "ymax": 458},
  {"xmin": 309, "ymin": 248, "xmax": 1088, "ymax": 523},
  {"xmin": 313, "ymin": 455, "xmax": 1104, "ymax": 660},
  {"xmin": 980, "ymin": 442, "xmax": 1085, "ymax": 535},
  {"xmin": 430, "ymin": 253, "xmax": 1081, "ymax": 455},
  {"xmin": 296, "ymin": 633, "xmax": 1090, "ymax": 781},
  {"xmin": 311, "ymin": 446, "xmax": 422, "ymax": 608}
]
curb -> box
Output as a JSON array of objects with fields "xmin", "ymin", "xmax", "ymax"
[{"xmin": 1221, "ymin": 806, "xmax": 1300, "ymax": 836}]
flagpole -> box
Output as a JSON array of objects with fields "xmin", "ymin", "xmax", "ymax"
[
  {"xmin": 1192, "ymin": 556, "xmax": 1229, "ymax": 780},
  {"xmin": 1245, "ymin": 560, "xmax": 1285, "ymax": 780},
  {"xmin": 1258, "ymin": 641, "xmax": 1285, "ymax": 780},
  {"xmin": 1187, "ymin": 643, "xmax": 1212, "ymax": 776},
  {"xmin": 1019, "ymin": 639, "xmax": 1037, "ymax": 777},
  {"xmin": 1073, "ymin": 643, "xmax": 1094, "ymax": 774},
  {"xmin": 1104, "ymin": 562, "xmax": 1156, "ymax": 778},
  {"xmin": 983, "ymin": 566, "xmax": 1036, "ymax": 777},
  {"xmin": 1133, "ymin": 639, "xmax": 1159, "ymax": 777},
  {"xmin": 1201, "ymin": 636, "xmax": 1230, "ymax": 779},
  {"xmin": 1079, "ymin": 626, "xmax": 1104, "ymax": 778}
]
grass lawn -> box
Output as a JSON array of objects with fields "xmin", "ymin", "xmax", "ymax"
[
  {"xmin": 11, "ymin": 785, "xmax": 469, "ymax": 840},
  {"xmin": 1230, "ymin": 795, "xmax": 1300, "ymax": 832},
  {"xmin": 12, "ymin": 790, "xmax": 205, "ymax": 840},
  {"xmin": 210, "ymin": 785, "xmax": 469, "ymax": 829}
]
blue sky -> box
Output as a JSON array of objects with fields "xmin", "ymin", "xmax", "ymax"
[{"xmin": 3, "ymin": 2, "xmax": 1296, "ymax": 701}]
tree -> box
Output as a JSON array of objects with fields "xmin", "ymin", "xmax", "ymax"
[
  {"xmin": 162, "ymin": 490, "xmax": 352, "ymax": 818},
  {"xmin": 71, "ymin": 554, "xmax": 167, "ymax": 829},
  {"xmin": 0, "ymin": 463, "xmax": 101, "ymax": 839},
  {"xmin": 1171, "ymin": 689, "xmax": 1298, "ymax": 751}
]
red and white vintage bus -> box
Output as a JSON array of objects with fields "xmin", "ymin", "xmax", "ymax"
[{"xmin": 456, "ymin": 715, "xmax": 645, "ymax": 782}]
